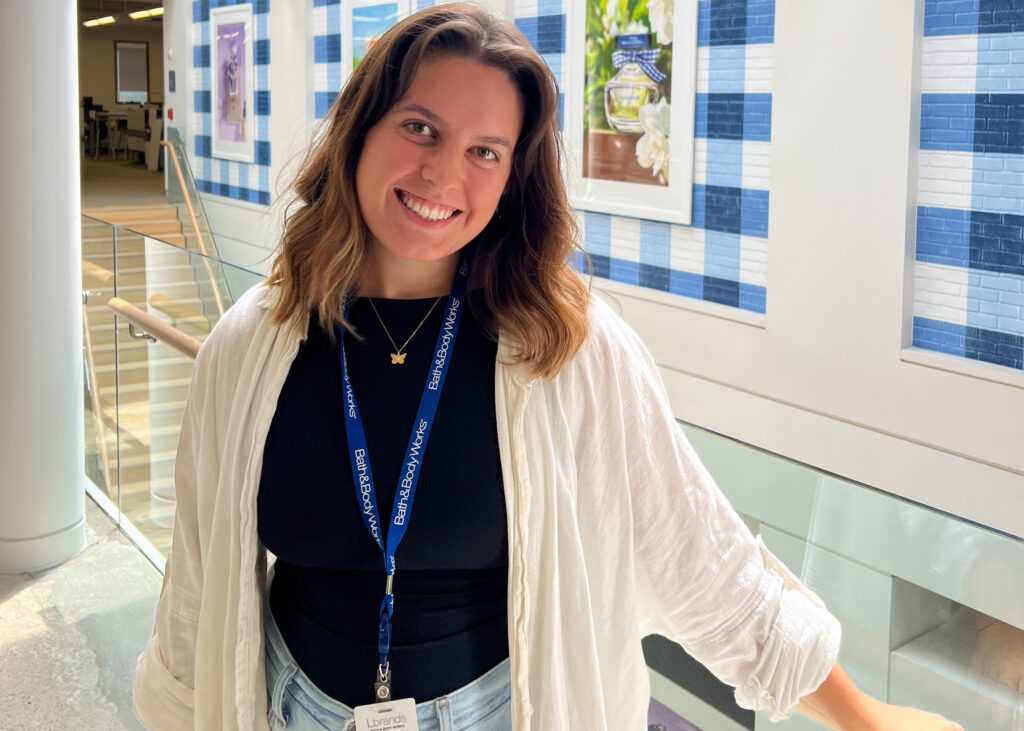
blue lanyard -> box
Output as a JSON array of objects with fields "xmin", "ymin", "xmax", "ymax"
[{"xmin": 339, "ymin": 260, "xmax": 468, "ymax": 676}]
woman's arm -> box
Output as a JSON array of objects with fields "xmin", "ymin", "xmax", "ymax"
[{"xmin": 796, "ymin": 663, "xmax": 963, "ymax": 730}]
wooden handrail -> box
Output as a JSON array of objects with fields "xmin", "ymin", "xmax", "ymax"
[
  {"xmin": 82, "ymin": 302, "xmax": 114, "ymax": 494},
  {"xmin": 83, "ymin": 260, "xmax": 115, "ymax": 288},
  {"xmin": 159, "ymin": 141, "xmax": 209, "ymax": 258},
  {"xmin": 159, "ymin": 140, "xmax": 225, "ymax": 317},
  {"xmin": 107, "ymin": 297, "xmax": 202, "ymax": 359}
]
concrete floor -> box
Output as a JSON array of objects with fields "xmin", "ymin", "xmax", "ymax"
[{"xmin": 0, "ymin": 496, "xmax": 162, "ymax": 730}]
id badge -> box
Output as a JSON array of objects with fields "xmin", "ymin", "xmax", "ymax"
[{"xmin": 352, "ymin": 698, "xmax": 419, "ymax": 731}]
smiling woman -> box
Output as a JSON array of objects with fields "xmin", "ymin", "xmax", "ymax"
[{"xmin": 134, "ymin": 5, "xmax": 963, "ymax": 731}]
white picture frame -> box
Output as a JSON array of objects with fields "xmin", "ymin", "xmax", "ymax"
[
  {"xmin": 343, "ymin": 0, "xmax": 412, "ymax": 80},
  {"xmin": 210, "ymin": 4, "xmax": 256, "ymax": 163},
  {"xmin": 564, "ymin": 0, "xmax": 699, "ymax": 225}
]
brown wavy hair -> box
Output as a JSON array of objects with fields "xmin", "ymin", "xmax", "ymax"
[{"xmin": 266, "ymin": 3, "xmax": 590, "ymax": 378}]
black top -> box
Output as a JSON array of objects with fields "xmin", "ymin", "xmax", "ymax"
[{"xmin": 257, "ymin": 296, "xmax": 508, "ymax": 706}]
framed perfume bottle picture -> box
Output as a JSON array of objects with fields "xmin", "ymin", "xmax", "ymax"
[
  {"xmin": 566, "ymin": 0, "xmax": 698, "ymax": 224},
  {"xmin": 210, "ymin": 4, "xmax": 255, "ymax": 163}
]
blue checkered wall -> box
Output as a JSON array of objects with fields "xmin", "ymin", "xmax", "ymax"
[
  {"xmin": 313, "ymin": 0, "xmax": 436, "ymax": 120},
  {"xmin": 914, "ymin": 0, "xmax": 1024, "ymax": 371},
  {"xmin": 514, "ymin": 0, "xmax": 774, "ymax": 314},
  {"xmin": 191, "ymin": 0, "xmax": 272, "ymax": 206}
]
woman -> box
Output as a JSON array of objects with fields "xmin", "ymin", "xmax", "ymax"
[{"xmin": 134, "ymin": 5, "xmax": 962, "ymax": 730}]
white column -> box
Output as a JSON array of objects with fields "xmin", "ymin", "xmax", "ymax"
[{"xmin": 0, "ymin": 0, "xmax": 86, "ymax": 572}]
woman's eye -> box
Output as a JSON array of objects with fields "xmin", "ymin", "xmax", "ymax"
[
  {"xmin": 475, "ymin": 147, "xmax": 498, "ymax": 162},
  {"xmin": 406, "ymin": 122, "xmax": 433, "ymax": 137}
]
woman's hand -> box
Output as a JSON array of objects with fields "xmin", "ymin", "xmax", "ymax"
[
  {"xmin": 796, "ymin": 664, "xmax": 963, "ymax": 730},
  {"xmin": 857, "ymin": 695, "xmax": 963, "ymax": 731}
]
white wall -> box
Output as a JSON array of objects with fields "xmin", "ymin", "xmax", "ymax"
[
  {"xmin": 79, "ymin": 20, "xmax": 164, "ymax": 109},
  {"xmin": 599, "ymin": 0, "xmax": 1023, "ymax": 539}
]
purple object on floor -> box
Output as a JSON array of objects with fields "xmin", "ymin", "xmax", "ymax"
[{"xmin": 648, "ymin": 696, "xmax": 703, "ymax": 731}]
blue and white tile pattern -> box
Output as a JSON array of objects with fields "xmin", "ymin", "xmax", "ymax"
[
  {"xmin": 915, "ymin": 0, "xmax": 1024, "ymax": 370},
  {"xmin": 191, "ymin": 0, "xmax": 272, "ymax": 205}
]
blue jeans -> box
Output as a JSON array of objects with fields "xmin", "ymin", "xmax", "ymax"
[{"xmin": 264, "ymin": 599, "xmax": 513, "ymax": 731}]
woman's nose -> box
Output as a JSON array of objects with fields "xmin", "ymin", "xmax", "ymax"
[{"xmin": 419, "ymin": 145, "xmax": 461, "ymax": 190}]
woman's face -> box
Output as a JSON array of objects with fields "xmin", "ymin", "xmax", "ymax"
[{"xmin": 355, "ymin": 55, "xmax": 524, "ymax": 270}]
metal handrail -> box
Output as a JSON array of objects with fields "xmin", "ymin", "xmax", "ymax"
[
  {"xmin": 106, "ymin": 297, "xmax": 201, "ymax": 360},
  {"xmin": 159, "ymin": 140, "xmax": 225, "ymax": 317}
]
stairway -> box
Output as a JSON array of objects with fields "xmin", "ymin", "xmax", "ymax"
[{"xmin": 81, "ymin": 211, "xmax": 217, "ymax": 555}]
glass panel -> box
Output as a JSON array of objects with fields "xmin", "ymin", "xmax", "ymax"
[
  {"xmin": 107, "ymin": 228, "xmax": 263, "ymax": 556},
  {"xmin": 163, "ymin": 127, "xmax": 219, "ymax": 260},
  {"xmin": 81, "ymin": 216, "xmax": 119, "ymax": 505},
  {"xmin": 646, "ymin": 422, "xmax": 1024, "ymax": 730}
]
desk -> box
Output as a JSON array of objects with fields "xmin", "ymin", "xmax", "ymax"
[{"xmin": 90, "ymin": 112, "xmax": 127, "ymax": 159}]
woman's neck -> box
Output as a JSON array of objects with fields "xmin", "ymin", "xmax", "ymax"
[{"xmin": 359, "ymin": 248, "xmax": 460, "ymax": 299}]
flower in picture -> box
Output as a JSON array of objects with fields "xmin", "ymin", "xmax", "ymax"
[
  {"xmin": 635, "ymin": 98, "xmax": 670, "ymax": 180},
  {"xmin": 602, "ymin": 0, "xmax": 619, "ymax": 38},
  {"xmin": 648, "ymin": 0, "xmax": 674, "ymax": 45}
]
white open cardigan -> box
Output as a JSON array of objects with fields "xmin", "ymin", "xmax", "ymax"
[{"xmin": 133, "ymin": 283, "xmax": 841, "ymax": 730}]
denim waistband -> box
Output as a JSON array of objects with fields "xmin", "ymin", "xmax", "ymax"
[{"xmin": 263, "ymin": 594, "xmax": 512, "ymax": 731}]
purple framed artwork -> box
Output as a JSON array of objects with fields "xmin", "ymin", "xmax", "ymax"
[{"xmin": 210, "ymin": 4, "xmax": 255, "ymax": 163}]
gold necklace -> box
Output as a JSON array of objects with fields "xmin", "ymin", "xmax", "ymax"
[{"xmin": 367, "ymin": 296, "xmax": 444, "ymax": 365}]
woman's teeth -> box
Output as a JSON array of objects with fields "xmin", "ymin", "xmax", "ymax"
[{"xmin": 399, "ymin": 191, "xmax": 458, "ymax": 222}]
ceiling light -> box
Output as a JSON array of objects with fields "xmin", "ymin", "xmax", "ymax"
[
  {"xmin": 129, "ymin": 7, "xmax": 164, "ymax": 19},
  {"xmin": 83, "ymin": 16, "xmax": 116, "ymax": 27}
]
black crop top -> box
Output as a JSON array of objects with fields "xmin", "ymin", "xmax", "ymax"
[{"xmin": 257, "ymin": 296, "xmax": 508, "ymax": 706}]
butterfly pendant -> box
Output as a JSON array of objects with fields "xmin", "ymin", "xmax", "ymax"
[{"xmin": 390, "ymin": 353, "xmax": 407, "ymax": 365}]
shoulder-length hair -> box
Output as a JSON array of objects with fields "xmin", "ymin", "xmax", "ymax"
[{"xmin": 266, "ymin": 2, "xmax": 590, "ymax": 379}]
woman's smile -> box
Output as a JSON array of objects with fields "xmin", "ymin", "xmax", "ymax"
[{"xmin": 395, "ymin": 188, "xmax": 462, "ymax": 223}]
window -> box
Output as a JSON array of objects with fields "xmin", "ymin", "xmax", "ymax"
[{"xmin": 116, "ymin": 41, "xmax": 149, "ymax": 104}]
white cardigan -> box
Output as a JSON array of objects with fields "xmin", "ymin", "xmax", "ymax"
[{"xmin": 133, "ymin": 283, "xmax": 841, "ymax": 730}]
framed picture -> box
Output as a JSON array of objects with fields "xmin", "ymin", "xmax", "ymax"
[
  {"xmin": 210, "ymin": 4, "xmax": 255, "ymax": 163},
  {"xmin": 566, "ymin": 0, "xmax": 698, "ymax": 224},
  {"xmin": 343, "ymin": 0, "xmax": 411, "ymax": 74}
]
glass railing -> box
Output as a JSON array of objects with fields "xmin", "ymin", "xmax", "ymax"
[
  {"xmin": 81, "ymin": 214, "xmax": 263, "ymax": 565},
  {"xmin": 649, "ymin": 423, "xmax": 1024, "ymax": 730},
  {"xmin": 162, "ymin": 127, "xmax": 219, "ymax": 261}
]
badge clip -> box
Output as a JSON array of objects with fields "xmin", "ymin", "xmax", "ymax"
[{"xmin": 374, "ymin": 663, "xmax": 392, "ymax": 702}]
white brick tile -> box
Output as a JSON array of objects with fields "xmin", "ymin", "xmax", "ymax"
[
  {"xmin": 692, "ymin": 138, "xmax": 707, "ymax": 185},
  {"xmin": 915, "ymin": 261, "xmax": 969, "ymax": 325},
  {"xmin": 739, "ymin": 235, "xmax": 767, "ymax": 287},
  {"xmin": 609, "ymin": 216, "xmax": 642, "ymax": 263},
  {"xmin": 917, "ymin": 149, "xmax": 975, "ymax": 210},
  {"xmin": 743, "ymin": 44, "xmax": 773, "ymax": 95},
  {"xmin": 696, "ymin": 47, "xmax": 710, "ymax": 94},
  {"xmin": 921, "ymin": 34, "xmax": 978, "ymax": 94},
  {"xmin": 669, "ymin": 226, "xmax": 705, "ymax": 274},
  {"xmin": 741, "ymin": 140, "xmax": 771, "ymax": 190},
  {"xmin": 312, "ymin": 5, "xmax": 328, "ymax": 34}
]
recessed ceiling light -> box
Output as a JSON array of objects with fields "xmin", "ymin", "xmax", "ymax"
[{"xmin": 129, "ymin": 7, "xmax": 164, "ymax": 20}]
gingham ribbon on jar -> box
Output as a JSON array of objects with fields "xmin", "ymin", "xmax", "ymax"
[{"xmin": 611, "ymin": 49, "xmax": 666, "ymax": 82}]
